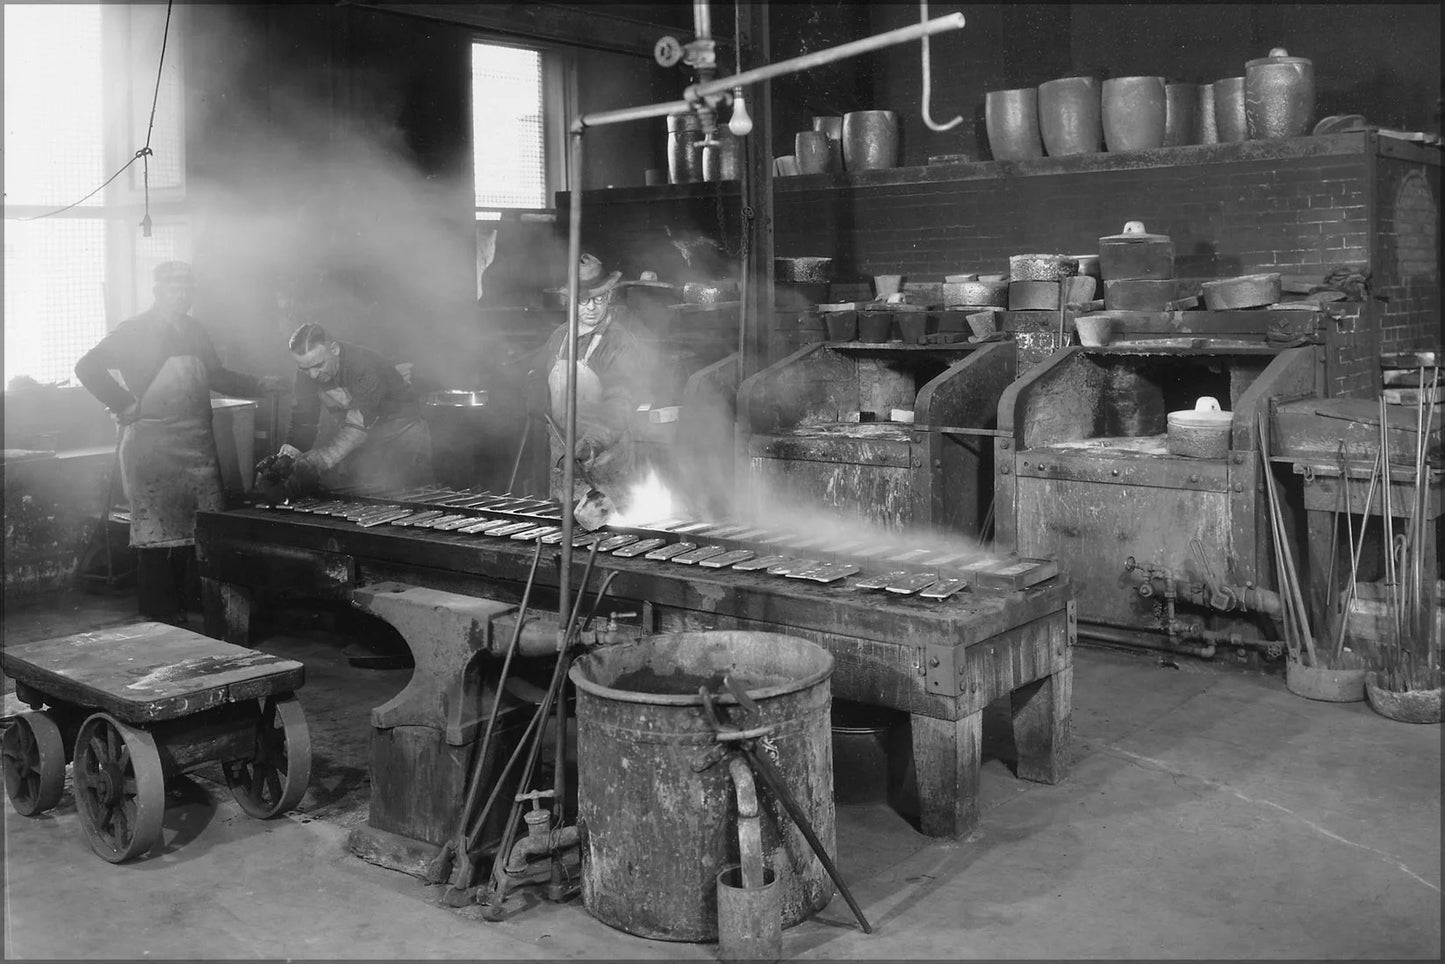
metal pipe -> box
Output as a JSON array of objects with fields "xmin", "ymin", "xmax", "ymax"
[
  {"xmin": 1080, "ymin": 622, "xmax": 1218, "ymax": 660},
  {"xmin": 686, "ymin": 13, "xmax": 965, "ymax": 102},
  {"xmin": 572, "ymin": 99, "xmax": 693, "ymax": 133},
  {"xmin": 570, "ymin": 12, "xmax": 965, "ymax": 134},
  {"xmin": 557, "ymin": 130, "xmax": 586, "ymax": 650},
  {"xmin": 693, "ymin": 0, "xmax": 712, "ymax": 43}
]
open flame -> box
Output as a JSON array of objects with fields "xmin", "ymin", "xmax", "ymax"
[{"xmin": 610, "ymin": 468, "xmax": 677, "ymax": 527}]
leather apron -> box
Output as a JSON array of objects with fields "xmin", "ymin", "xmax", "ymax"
[
  {"xmin": 314, "ymin": 385, "xmax": 432, "ymax": 492},
  {"xmin": 546, "ymin": 316, "xmax": 634, "ymax": 503},
  {"xmin": 118, "ymin": 354, "xmax": 224, "ymax": 548}
]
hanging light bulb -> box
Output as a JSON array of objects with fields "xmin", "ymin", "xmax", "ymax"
[{"xmin": 728, "ymin": 86, "xmax": 753, "ymax": 136}]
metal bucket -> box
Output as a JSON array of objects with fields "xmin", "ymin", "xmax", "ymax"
[
  {"xmin": 830, "ymin": 701, "xmax": 894, "ymax": 805},
  {"xmin": 570, "ymin": 631, "xmax": 836, "ymax": 942}
]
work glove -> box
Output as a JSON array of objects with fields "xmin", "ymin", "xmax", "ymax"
[
  {"xmin": 283, "ymin": 454, "xmax": 323, "ymax": 498},
  {"xmin": 254, "ymin": 453, "xmax": 295, "ymax": 484},
  {"xmin": 575, "ymin": 433, "xmax": 606, "ymax": 463},
  {"xmin": 258, "ymin": 374, "xmax": 290, "ymax": 395},
  {"xmin": 115, "ymin": 401, "xmax": 141, "ymax": 426}
]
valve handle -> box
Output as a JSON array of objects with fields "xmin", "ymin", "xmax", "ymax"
[
  {"xmin": 515, "ymin": 788, "xmax": 555, "ymax": 809},
  {"xmin": 654, "ymin": 35, "xmax": 684, "ymax": 68}
]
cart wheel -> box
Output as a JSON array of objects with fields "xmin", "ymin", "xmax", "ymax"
[
  {"xmin": 2, "ymin": 711, "xmax": 67, "ymax": 816},
  {"xmin": 72, "ymin": 713, "xmax": 166, "ymax": 863},
  {"xmin": 223, "ymin": 694, "xmax": 311, "ymax": 818}
]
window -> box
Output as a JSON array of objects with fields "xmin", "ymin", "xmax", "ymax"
[
  {"xmin": 471, "ymin": 39, "xmax": 567, "ymax": 299},
  {"xmin": 3, "ymin": 4, "xmax": 185, "ymax": 388},
  {"xmin": 472, "ymin": 40, "xmax": 571, "ymax": 216}
]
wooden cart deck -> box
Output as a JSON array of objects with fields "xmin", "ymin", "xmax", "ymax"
[
  {"xmin": 1, "ymin": 621, "xmax": 305, "ymax": 722},
  {"xmin": 2, "ymin": 622, "xmax": 311, "ymax": 863}
]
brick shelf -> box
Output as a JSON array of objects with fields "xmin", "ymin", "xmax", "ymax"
[
  {"xmin": 566, "ymin": 133, "xmax": 1436, "ymax": 204},
  {"xmin": 564, "ymin": 130, "xmax": 1439, "ymax": 397}
]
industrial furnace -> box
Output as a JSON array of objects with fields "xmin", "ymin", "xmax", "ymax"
[
  {"xmin": 993, "ymin": 309, "xmax": 1328, "ymax": 658},
  {"xmin": 737, "ymin": 339, "xmax": 1016, "ymax": 536}
]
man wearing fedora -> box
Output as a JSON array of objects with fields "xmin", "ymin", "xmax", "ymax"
[
  {"xmin": 538, "ymin": 252, "xmax": 657, "ymax": 512},
  {"xmin": 75, "ymin": 261, "xmax": 287, "ymax": 624}
]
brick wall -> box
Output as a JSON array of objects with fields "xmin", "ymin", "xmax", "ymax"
[
  {"xmin": 1325, "ymin": 306, "xmax": 1380, "ymax": 399},
  {"xmin": 767, "ymin": 140, "xmax": 1375, "ymax": 282},
  {"xmin": 1372, "ymin": 145, "xmax": 1443, "ymax": 355}
]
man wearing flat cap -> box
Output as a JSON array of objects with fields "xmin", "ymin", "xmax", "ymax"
[
  {"xmin": 537, "ymin": 252, "xmax": 657, "ymax": 512},
  {"xmin": 268, "ymin": 320, "xmax": 432, "ymax": 499},
  {"xmin": 75, "ymin": 261, "xmax": 287, "ymax": 624}
]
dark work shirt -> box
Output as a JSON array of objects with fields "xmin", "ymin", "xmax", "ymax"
[
  {"xmin": 74, "ymin": 309, "xmax": 265, "ymax": 414},
  {"xmin": 286, "ymin": 341, "xmax": 415, "ymax": 450},
  {"xmin": 536, "ymin": 307, "xmax": 657, "ymax": 447}
]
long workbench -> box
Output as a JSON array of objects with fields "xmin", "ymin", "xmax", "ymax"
[{"xmin": 195, "ymin": 504, "xmax": 1074, "ymax": 838}]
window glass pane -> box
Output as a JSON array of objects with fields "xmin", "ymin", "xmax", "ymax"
[
  {"xmin": 473, "ymin": 43, "xmax": 546, "ymax": 209},
  {"xmin": 3, "ymin": 4, "xmax": 105, "ymax": 207},
  {"xmin": 3, "ymin": 220, "xmax": 108, "ymax": 387}
]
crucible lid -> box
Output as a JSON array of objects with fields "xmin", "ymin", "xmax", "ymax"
[
  {"xmin": 1247, "ymin": 47, "xmax": 1312, "ymax": 68},
  {"xmin": 1168, "ymin": 396, "xmax": 1232, "ymax": 428},
  {"xmin": 1100, "ymin": 221, "xmax": 1171, "ymax": 244}
]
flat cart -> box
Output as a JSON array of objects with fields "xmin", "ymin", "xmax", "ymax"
[{"xmin": 1, "ymin": 621, "xmax": 310, "ymax": 863}]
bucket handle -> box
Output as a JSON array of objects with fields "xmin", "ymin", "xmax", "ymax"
[{"xmin": 699, "ymin": 687, "xmax": 875, "ymax": 935}]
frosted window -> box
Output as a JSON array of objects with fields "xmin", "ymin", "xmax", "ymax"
[
  {"xmin": 3, "ymin": 5, "xmax": 106, "ymax": 208},
  {"xmin": 473, "ymin": 43, "xmax": 547, "ymax": 209},
  {"xmin": 3, "ymin": 4, "xmax": 188, "ymax": 387},
  {"xmin": 3, "ymin": 220, "xmax": 108, "ymax": 387}
]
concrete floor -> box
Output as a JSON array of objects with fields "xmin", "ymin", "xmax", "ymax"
[{"xmin": 2, "ymin": 589, "xmax": 1440, "ymax": 960}]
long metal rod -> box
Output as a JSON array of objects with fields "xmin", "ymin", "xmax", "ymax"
[
  {"xmin": 558, "ymin": 131, "xmax": 585, "ymax": 647},
  {"xmin": 571, "ymin": 12, "xmax": 966, "ymax": 133},
  {"xmin": 573, "ymin": 99, "xmax": 693, "ymax": 132}
]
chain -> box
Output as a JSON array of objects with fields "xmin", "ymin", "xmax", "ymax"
[{"xmin": 714, "ymin": 178, "xmax": 740, "ymax": 258}]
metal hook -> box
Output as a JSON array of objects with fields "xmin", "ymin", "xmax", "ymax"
[{"xmin": 919, "ymin": 0, "xmax": 963, "ymax": 132}]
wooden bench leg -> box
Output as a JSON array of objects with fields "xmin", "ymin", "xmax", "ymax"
[
  {"xmin": 1010, "ymin": 665, "xmax": 1072, "ymax": 784},
  {"xmin": 202, "ymin": 577, "xmax": 253, "ymax": 647},
  {"xmin": 910, "ymin": 710, "xmax": 981, "ymax": 838}
]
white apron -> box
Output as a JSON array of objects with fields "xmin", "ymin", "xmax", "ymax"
[
  {"xmin": 118, "ymin": 355, "xmax": 224, "ymax": 548},
  {"xmin": 546, "ymin": 317, "xmax": 634, "ymax": 502}
]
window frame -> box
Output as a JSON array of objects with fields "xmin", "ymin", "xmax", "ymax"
[{"xmin": 470, "ymin": 36, "xmax": 574, "ymax": 219}]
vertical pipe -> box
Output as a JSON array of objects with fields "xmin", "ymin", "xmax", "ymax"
[
  {"xmin": 693, "ymin": 0, "xmax": 712, "ymax": 41},
  {"xmin": 558, "ymin": 130, "xmax": 585, "ymax": 650}
]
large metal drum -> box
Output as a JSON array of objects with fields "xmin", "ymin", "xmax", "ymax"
[{"xmin": 570, "ymin": 631, "xmax": 835, "ymax": 941}]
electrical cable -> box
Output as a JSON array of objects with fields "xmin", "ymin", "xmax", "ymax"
[{"xmin": 18, "ymin": 0, "xmax": 174, "ymax": 234}]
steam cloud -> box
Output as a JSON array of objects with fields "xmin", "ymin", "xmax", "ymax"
[{"xmin": 184, "ymin": 6, "xmax": 477, "ymax": 390}]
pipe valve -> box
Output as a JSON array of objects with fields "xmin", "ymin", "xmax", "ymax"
[
  {"xmin": 653, "ymin": 35, "xmax": 717, "ymax": 73},
  {"xmin": 654, "ymin": 36, "xmax": 685, "ymax": 68}
]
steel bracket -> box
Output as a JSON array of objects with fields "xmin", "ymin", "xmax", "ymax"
[{"xmin": 923, "ymin": 643, "xmax": 963, "ymax": 695}]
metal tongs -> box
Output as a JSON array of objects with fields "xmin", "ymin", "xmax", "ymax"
[{"xmin": 697, "ymin": 679, "xmax": 873, "ymax": 934}]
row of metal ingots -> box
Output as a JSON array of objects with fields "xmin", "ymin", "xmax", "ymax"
[{"xmin": 268, "ymin": 487, "xmax": 1057, "ymax": 598}]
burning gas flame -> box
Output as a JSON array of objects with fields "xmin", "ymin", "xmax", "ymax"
[{"xmin": 611, "ymin": 468, "xmax": 677, "ymax": 527}]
